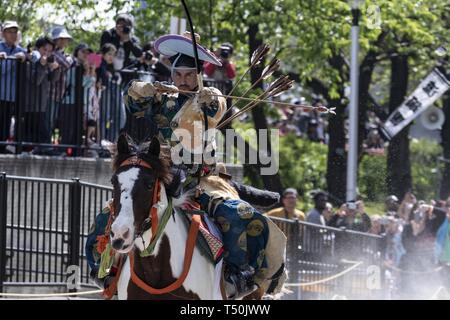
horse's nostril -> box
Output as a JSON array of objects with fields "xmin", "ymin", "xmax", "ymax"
[{"xmin": 112, "ymin": 238, "xmax": 124, "ymax": 250}]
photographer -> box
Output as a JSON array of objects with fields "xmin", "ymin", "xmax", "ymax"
[
  {"xmin": 100, "ymin": 13, "xmax": 142, "ymax": 72},
  {"xmin": 23, "ymin": 36, "xmax": 60, "ymax": 153},
  {"xmin": 124, "ymin": 42, "xmax": 171, "ymax": 82},
  {"xmin": 204, "ymin": 42, "xmax": 236, "ymax": 84},
  {"xmin": 328, "ymin": 200, "xmax": 371, "ymax": 232}
]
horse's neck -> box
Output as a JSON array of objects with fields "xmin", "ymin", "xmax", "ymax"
[{"xmin": 129, "ymin": 186, "xmax": 220, "ymax": 299}]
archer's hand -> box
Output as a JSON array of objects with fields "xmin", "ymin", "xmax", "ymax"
[
  {"xmin": 198, "ymin": 87, "xmax": 216, "ymax": 105},
  {"xmin": 153, "ymin": 81, "xmax": 178, "ymax": 94},
  {"xmin": 128, "ymin": 81, "xmax": 156, "ymax": 100}
]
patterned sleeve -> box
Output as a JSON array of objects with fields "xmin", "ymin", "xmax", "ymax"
[{"xmin": 122, "ymin": 80, "xmax": 166, "ymax": 118}]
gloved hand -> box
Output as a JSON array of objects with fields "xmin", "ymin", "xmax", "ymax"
[
  {"xmin": 128, "ymin": 81, "xmax": 156, "ymax": 100},
  {"xmin": 153, "ymin": 81, "xmax": 179, "ymax": 94},
  {"xmin": 197, "ymin": 87, "xmax": 217, "ymax": 105}
]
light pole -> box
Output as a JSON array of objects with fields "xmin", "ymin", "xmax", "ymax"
[{"xmin": 346, "ymin": 0, "xmax": 362, "ymax": 205}]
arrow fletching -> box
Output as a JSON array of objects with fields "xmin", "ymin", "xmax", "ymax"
[{"xmin": 261, "ymin": 58, "xmax": 280, "ymax": 80}]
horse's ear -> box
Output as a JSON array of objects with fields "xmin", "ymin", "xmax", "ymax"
[
  {"xmin": 147, "ymin": 136, "xmax": 160, "ymax": 157},
  {"xmin": 117, "ymin": 134, "xmax": 130, "ymax": 155}
]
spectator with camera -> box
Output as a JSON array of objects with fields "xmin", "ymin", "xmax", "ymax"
[
  {"xmin": 0, "ymin": 21, "xmax": 26, "ymax": 153},
  {"xmin": 23, "ymin": 36, "xmax": 61, "ymax": 154},
  {"xmin": 49, "ymin": 26, "xmax": 75, "ymax": 152},
  {"xmin": 385, "ymin": 195, "xmax": 400, "ymax": 218},
  {"xmin": 204, "ymin": 42, "xmax": 236, "ymax": 85},
  {"xmin": 125, "ymin": 41, "xmax": 171, "ymax": 82},
  {"xmin": 328, "ymin": 200, "xmax": 371, "ymax": 232},
  {"xmin": 100, "ymin": 13, "xmax": 142, "ymax": 72}
]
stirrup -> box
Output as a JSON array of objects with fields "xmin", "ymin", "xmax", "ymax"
[{"xmin": 225, "ymin": 266, "xmax": 257, "ymax": 299}]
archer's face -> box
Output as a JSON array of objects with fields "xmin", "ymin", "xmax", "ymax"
[{"xmin": 172, "ymin": 68, "xmax": 198, "ymax": 91}]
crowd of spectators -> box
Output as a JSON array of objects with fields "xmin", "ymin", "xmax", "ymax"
[
  {"xmin": 266, "ymin": 96, "xmax": 387, "ymax": 156},
  {"xmin": 268, "ymin": 185, "xmax": 450, "ymax": 298},
  {"xmin": 0, "ymin": 15, "xmax": 237, "ymax": 157}
]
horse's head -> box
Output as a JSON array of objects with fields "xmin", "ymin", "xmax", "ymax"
[{"xmin": 110, "ymin": 134, "xmax": 171, "ymax": 253}]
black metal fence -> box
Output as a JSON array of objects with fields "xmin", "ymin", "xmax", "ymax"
[
  {"xmin": 0, "ymin": 57, "xmax": 232, "ymax": 156},
  {"xmin": 0, "ymin": 173, "xmax": 112, "ymax": 292},
  {"xmin": 0, "ymin": 173, "xmax": 385, "ymax": 298},
  {"xmin": 271, "ymin": 217, "xmax": 386, "ymax": 300}
]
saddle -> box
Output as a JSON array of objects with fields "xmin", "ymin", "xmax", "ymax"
[{"xmin": 181, "ymin": 210, "xmax": 224, "ymax": 264}]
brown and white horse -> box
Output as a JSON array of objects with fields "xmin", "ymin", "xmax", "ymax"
[{"xmin": 109, "ymin": 135, "xmax": 224, "ymax": 299}]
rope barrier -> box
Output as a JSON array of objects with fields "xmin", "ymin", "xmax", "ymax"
[
  {"xmin": 0, "ymin": 289, "xmax": 103, "ymax": 298},
  {"xmin": 284, "ymin": 260, "xmax": 364, "ymax": 287},
  {"xmin": 385, "ymin": 264, "xmax": 444, "ymax": 275}
]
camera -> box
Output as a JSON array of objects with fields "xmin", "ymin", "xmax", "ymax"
[
  {"xmin": 347, "ymin": 202, "xmax": 357, "ymax": 211},
  {"xmin": 220, "ymin": 49, "xmax": 230, "ymax": 59},
  {"xmin": 144, "ymin": 51, "xmax": 153, "ymax": 61},
  {"xmin": 414, "ymin": 210, "xmax": 424, "ymax": 222},
  {"xmin": 47, "ymin": 55, "xmax": 55, "ymax": 64},
  {"xmin": 123, "ymin": 25, "xmax": 131, "ymax": 34}
]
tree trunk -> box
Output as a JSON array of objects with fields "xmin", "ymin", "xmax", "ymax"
[
  {"xmin": 439, "ymin": 92, "xmax": 450, "ymax": 199},
  {"xmin": 304, "ymin": 76, "xmax": 347, "ymax": 204},
  {"xmin": 245, "ymin": 23, "xmax": 283, "ymax": 193},
  {"xmin": 358, "ymin": 53, "xmax": 377, "ymax": 158},
  {"xmin": 386, "ymin": 55, "xmax": 411, "ymax": 199}
]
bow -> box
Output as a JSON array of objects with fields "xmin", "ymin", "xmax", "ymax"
[
  {"xmin": 172, "ymin": 1, "xmax": 335, "ymax": 129},
  {"xmin": 181, "ymin": 0, "xmax": 207, "ymax": 183},
  {"xmin": 181, "ymin": 0, "xmax": 204, "ymax": 91}
]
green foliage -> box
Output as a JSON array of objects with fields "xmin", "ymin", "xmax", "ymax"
[
  {"xmin": 279, "ymin": 134, "xmax": 328, "ymax": 211},
  {"xmin": 410, "ymin": 139, "xmax": 442, "ymax": 201},
  {"xmin": 364, "ymin": 201, "xmax": 386, "ymax": 216},
  {"xmin": 358, "ymin": 139, "xmax": 443, "ymax": 204},
  {"xmin": 2, "ymin": 0, "xmax": 448, "ymax": 208},
  {"xmin": 241, "ymin": 132, "xmax": 328, "ymax": 212},
  {"xmin": 358, "ymin": 154, "xmax": 387, "ymax": 202}
]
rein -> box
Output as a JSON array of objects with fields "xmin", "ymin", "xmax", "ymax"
[
  {"xmin": 112, "ymin": 155, "xmax": 201, "ymax": 296},
  {"xmin": 118, "ymin": 156, "xmax": 160, "ymax": 242}
]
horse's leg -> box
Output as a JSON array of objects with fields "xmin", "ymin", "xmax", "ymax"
[{"xmin": 117, "ymin": 257, "xmax": 130, "ymax": 300}]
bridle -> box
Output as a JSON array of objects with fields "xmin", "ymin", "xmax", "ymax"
[
  {"xmin": 110, "ymin": 154, "xmax": 201, "ymax": 296},
  {"xmin": 115, "ymin": 155, "xmax": 161, "ymax": 243}
]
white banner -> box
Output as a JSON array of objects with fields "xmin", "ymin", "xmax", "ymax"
[{"xmin": 382, "ymin": 68, "xmax": 450, "ymax": 139}]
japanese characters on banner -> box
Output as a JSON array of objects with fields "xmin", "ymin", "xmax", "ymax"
[{"xmin": 381, "ymin": 68, "xmax": 450, "ymax": 139}]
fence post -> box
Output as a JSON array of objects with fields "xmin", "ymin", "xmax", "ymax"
[
  {"xmin": 379, "ymin": 234, "xmax": 387, "ymax": 299},
  {"xmin": 0, "ymin": 173, "xmax": 8, "ymax": 293},
  {"xmin": 15, "ymin": 61, "xmax": 25, "ymax": 154},
  {"xmin": 290, "ymin": 218, "xmax": 301, "ymax": 299},
  {"xmin": 68, "ymin": 178, "xmax": 81, "ymax": 292},
  {"xmin": 74, "ymin": 66, "xmax": 84, "ymax": 157}
]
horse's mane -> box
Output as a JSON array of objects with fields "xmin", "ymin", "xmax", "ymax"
[{"xmin": 111, "ymin": 137, "xmax": 173, "ymax": 186}]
